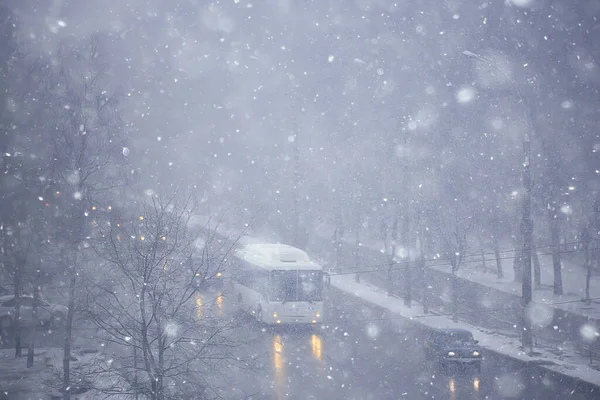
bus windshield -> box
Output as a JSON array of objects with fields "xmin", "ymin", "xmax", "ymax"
[{"xmin": 270, "ymin": 270, "xmax": 323, "ymax": 302}]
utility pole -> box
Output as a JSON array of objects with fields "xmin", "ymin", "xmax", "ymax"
[{"xmin": 521, "ymin": 133, "xmax": 533, "ymax": 352}]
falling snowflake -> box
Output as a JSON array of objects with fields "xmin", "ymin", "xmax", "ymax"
[
  {"xmin": 505, "ymin": 0, "xmax": 536, "ymax": 9},
  {"xmin": 366, "ymin": 323, "xmax": 380, "ymax": 339},
  {"xmin": 525, "ymin": 303, "xmax": 554, "ymax": 328},
  {"xmin": 560, "ymin": 205, "xmax": 573, "ymax": 215},
  {"xmin": 489, "ymin": 117, "xmax": 504, "ymax": 130},
  {"xmin": 561, "ymin": 100, "xmax": 574, "ymax": 109},
  {"xmin": 164, "ymin": 321, "xmax": 179, "ymax": 338},
  {"xmin": 455, "ymin": 86, "xmax": 477, "ymax": 104},
  {"xmin": 395, "ymin": 247, "xmax": 408, "ymax": 259},
  {"xmin": 67, "ymin": 170, "xmax": 80, "ymax": 185},
  {"xmin": 580, "ymin": 324, "xmax": 599, "ymax": 343},
  {"xmin": 494, "ymin": 374, "xmax": 524, "ymax": 398}
]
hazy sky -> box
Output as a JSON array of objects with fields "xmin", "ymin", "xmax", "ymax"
[{"xmin": 5, "ymin": 0, "xmax": 599, "ymax": 240}]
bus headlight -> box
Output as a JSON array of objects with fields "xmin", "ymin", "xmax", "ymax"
[
  {"xmin": 273, "ymin": 312, "xmax": 278, "ymax": 318},
  {"xmin": 315, "ymin": 311, "xmax": 321, "ymax": 318}
]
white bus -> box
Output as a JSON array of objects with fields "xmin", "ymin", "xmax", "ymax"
[{"xmin": 232, "ymin": 243, "xmax": 324, "ymax": 325}]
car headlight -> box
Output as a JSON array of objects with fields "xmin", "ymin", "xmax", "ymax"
[
  {"xmin": 273, "ymin": 312, "xmax": 278, "ymax": 318},
  {"xmin": 473, "ymin": 351, "xmax": 480, "ymax": 357},
  {"xmin": 448, "ymin": 351, "xmax": 455, "ymax": 357},
  {"xmin": 316, "ymin": 311, "xmax": 321, "ymax": 318}
]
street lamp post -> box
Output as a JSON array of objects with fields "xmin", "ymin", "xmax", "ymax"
[{"xmin": 462, "ymin": 50, "xmax": 534, "ymax": 352}]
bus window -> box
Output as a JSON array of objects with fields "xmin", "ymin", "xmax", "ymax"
[
  {"xmin": 298, "ymin": 271, "xmax": 322, "ymax": 302},
  {"xmin": 270, "ymin": 270, "xmax": 297, "ymax": 302}
]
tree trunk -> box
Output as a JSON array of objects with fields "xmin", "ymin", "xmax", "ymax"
[
  {"xmin": 133, "ymin": 336, "xmax": 139, "ymax": 400},
  {"xmin": 354, "ymin": 218, "xmax": 361, "ymax": 283},
  {"xmin": 13, "ymin": 260, "xmax": 21, "ymax": 358},
  {"xmin": 451, "ymin": 268, "xmax": 458, "ymax": 323},
  {"xmin": 403, "ymin": 215, "xmax": 411, "ymax": 308},
  {"xmin": 513, "ymin": 247, "xmax": 523, "ymax": 282},
  {"xmin": 549, "ymin": 212, "xmax": 563, "ymax": 295},
  {"xmin": 420, "ymin": 256, "xmax": 429, "ymax": 314},
  {"xmin": 532, "ymin": 243, "xmax": 541, "ymax": 288},
  {"xmin": 62, "ymin": 274, "xmax": 77, "ymax": 400},
  {"xmin": 158, "ymin": 337, "xmax": 165, "ymax": 400},
  {"xmin": 27, "ymin": 284, "xmax": 40, "ymax": 368},
  {"xmin": 404, "ymin": 258, "xmax": 411, "ymax": 307},
  {"xmin": 584, "ymin": 242, "xmax": 591, "ymax": 304},
  {"xmin": 387, "ymin": 257, "xmax": 394, "ymax": 296},
  {"xmin": 354, "ymin": 215, "xmax": 360, "ymax": 270},
  {"xmin": 479, "ymin": 237, "xmax": 486, "ymax": 271},
  {"xmin": 493, "ymin": 239, "xmax": 503, "ymax": 278},
  {"xmin": 139, "ymin": 285, "xmax": 157, "ymax": 400},
  {"xmin": 386, "ymin": 219, "xmax": 398, "ymax": 296},
  {"xmin": 333, "ymin": 227, "xmax": 342, "ymax": 273},
  {"xmin": 150, "ymin": 379, "xmax": 158, "ymax": 400}
]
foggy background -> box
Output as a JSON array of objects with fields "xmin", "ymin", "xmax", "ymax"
[
  {"xmin": 3, "ymin": 0, "xmax": 599, "ymax": 264},
  {"xmin": 2, "ymin": 1, "xmax": 600, "ymax": 399}
]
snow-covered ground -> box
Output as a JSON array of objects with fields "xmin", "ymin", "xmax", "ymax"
[
  {"xmin": 0, "ymin": 346, "xmax": 128, "ymax": 399},
  {"xmin": 311, "ymin": 224, "xmax": 600, "ymax": 320},
  {"xmin": 330, "ymin": 274, "xmax": 600, "ymax": 388},
  {"xmin": 430, "ymin": 252, "xmax": 600, "ymax": 319}
]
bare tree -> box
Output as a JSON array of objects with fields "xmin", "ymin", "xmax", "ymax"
[
  {"xmin": 0, "ymin": 130, "xmax": 49, "ymax": 360},
  {"xmin": 581, "ymin": 224, "xmax": 592, "ymax": 304},
  {"xmin": 0, "ymin": 48, "xmax": 66, "ymax": 365},
  {"xmin": 381, "ymin": 216, "xmax": 398, "ymax": 297},
  {"xmin": 0, "ymin": 8, "xmax": 34, "ymax": 356},
  {"xmin": 537, "ymin": 133, "xmax": 569, "ymax": 296},
  {"xmin": 40, "ymin": 35, "xmax": 128, "ymax": 399},
  {"xmin": 437, "ymin": 202, "xmax": 474, "ymax": 322},
  {"xmin": 84, "ymin": 190, "xmax": 251, "ymax": 399}
]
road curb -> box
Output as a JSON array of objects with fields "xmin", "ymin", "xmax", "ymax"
[{"xmin": 329, "ymin": 285, "xmax": 600, "ymax": 395}]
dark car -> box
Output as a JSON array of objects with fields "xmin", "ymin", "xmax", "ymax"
[{"xmin": 424, "ymin": 328, "xmax": 482, "ymax": 372}]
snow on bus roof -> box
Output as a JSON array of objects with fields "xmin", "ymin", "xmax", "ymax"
[{"xmin": 236, "ymin": 243, "xmax": 322, "ymax": 271}]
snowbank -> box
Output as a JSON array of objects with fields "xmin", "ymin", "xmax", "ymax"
[{"xmin": 330, "ymin": 274, "xmax": 600, "ymax": 389}]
